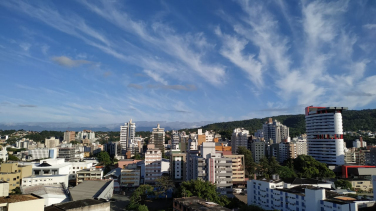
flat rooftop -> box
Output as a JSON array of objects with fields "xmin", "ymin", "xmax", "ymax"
[
  {"xmin": 70, "ymin": 180, "xmax": 112, "ymax": 201},
  {"xmin": 174, "ymin": 197, "xmax": 231, "ymax": 211},
  {"xmin": 0, "ymin": 194, "xmax": 41, "ymax": 203},
  {"xmin": 45, "ymin": 199, "xmax": 109, "ymax": 211}
]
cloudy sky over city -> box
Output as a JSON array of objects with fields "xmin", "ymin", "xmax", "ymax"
[{"xmin": 0, "ymin": 0, "xmax": 375, "ymax": 125}]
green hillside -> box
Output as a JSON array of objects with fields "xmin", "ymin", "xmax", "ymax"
[{"xmin": 184, "ymin": 109, "xmax": 376, "ymax": 139}]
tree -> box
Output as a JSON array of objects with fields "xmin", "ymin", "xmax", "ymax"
[
  {"xmin": 96, "ymin": 151, "xmax": 111, "ymax": 166},
  {"xmin": 161, "ymin": 148, "xmax": 168, "ymax": 159},
  {"xmin": 6, "ymin": 137, "xmax": 17, "ymax": 146},
  {"xmin": 277, "ymin": 166, "xmax": 296, "ymax": 179},
  {"xmin": 237, "ymin": 146, "xmax": 256, "ymax": 176},
  {"xmin": 258, "ymin": 156, "xmax": 270, "ymax": 178},
  {"xmin": 8, "ymin": 154, "xmax": 19, "ymax": 161},
  {"xmin": 155, "ymin": 176, "xmax": 174, "ymax": 198},
  {"xmin": 335, "ymin": 179, "xmax": 352, "ymax": 189},
  {"xmin": 179, "ymin": 180, "xmax": 229, "ymax": 206},
  {"xmin": 128, "ymin": 184, "xmax": 154, "ymax": 210},
  {"xmin": 10, "ymin": 187, "xmax": 21, "ymax": 195},
  {"xmin": 268, "ymin": 156, "xmax": 280, "ymax": 175},
  {"xmin": 137, "ymin": 205, "xmax": 149, "ymax": 211},
  {"xmin": 133, "ymin": 153, "xmax": 142, "ymax": 160},
  {"xmin": 293, "ymin": 155, "xmax": 335, "ymax": 179}
]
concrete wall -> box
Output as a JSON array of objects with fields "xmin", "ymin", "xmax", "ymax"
[
  {"xmin": 8, "ymin": 198, "xmax": 44, "ymax": 211},
  {"xmin": 68, "ymin": 202, "xmax": 110, "ymax": 211}
]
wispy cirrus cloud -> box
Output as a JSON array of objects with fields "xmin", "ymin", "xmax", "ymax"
[
  {"xmin": 19, "ymin": 104, "xmax": 37, "ymax": 108},
  {"xmin": 127, "ymin": 84, "xmax": 143, "ymax": 90},
  {"xmin": 51, "ymin": 56, "xmax": 91, "ymax": 68}
]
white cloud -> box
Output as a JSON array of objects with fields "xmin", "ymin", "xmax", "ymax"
[
  {"xmin": 363, "ymin": 24, "xmax": 376, "ymax": 29},
  {"xmin": 19, "ymin": 43, "xmax": 31, "ymax": 51},
  {"xmin": 41, "ymin": 44, "xmax": 50, "ymax": 55},
  {"xmin": 143, "ymin": 70, "xmax": 168, "ymax": 85}
]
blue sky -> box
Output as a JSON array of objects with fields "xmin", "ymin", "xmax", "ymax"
[{"xmin": 0, "ymin": 0, "xmax": 375, "ymax": 125}]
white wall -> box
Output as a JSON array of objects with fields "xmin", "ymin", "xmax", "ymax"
[{"xmin": 22, "ymin": 175, "xmax": 69, "ymax": 187}]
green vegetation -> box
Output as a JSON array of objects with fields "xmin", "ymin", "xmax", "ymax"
[
  {"xmin": 182, "ymin": 109, "xmax": 376, "ymax": 138},
  {"xmin": 96, "ymin": 151, "xmax": 112, "ymax": 166},
  {"xmin": 154, "ymin": 176, "xmax": 174, "ymax": 198},
  {"xmin": 335, "ymin": 179, "xmax": 352, "ymax": 189},
  {"xmin": 237, "ymin": 147, "xmax": 256, "ymax": 177},
  {"xmin": 292, "ymin": 155, "xmax": 335, "ymax": 179},
  {"xmin": 23, "ymin": 131, "xmax": 63, "ymax": 142},
  {"xmin": 10, "ymin": 187, "xmax": 21, "ymax": 195},
  {"xmin": 0, "ymin": 130, "xmax": 16, "ymax": 136},
  {"xmin": 6, "ymin": 137, "xmax": 17, "ymax": 145},
  {"xmin": 128, "ymin": 184, "xmax": 154, "ymax": 210},
  {"xmin": 137, "ymin": 205, "xmax": 149, "ymax": 211},
  {"xmin": 178, "ymin": 180, "xmax": 229, "ymax": 206},
  {"xmin": 8, "ymin": 154, "xmax": 19, "ymax": 161}
]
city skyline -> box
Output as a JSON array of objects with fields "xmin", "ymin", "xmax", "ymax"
[{"xmin": 1, "ymin": 0, "xmax": 375, "ymax": 124}]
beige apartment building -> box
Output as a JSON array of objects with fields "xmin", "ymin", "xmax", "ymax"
[
  {"xmin": 349, "ymin": 179, "xmax": 373, "ymax": 192},
  {"xmin": 145, "ymin": 145, "xmax": 161, "ymax": 183},
  {"xmin": 76, "ymin": 168, "xmax": 103, "ymax": 184},
  {"xmin": 223, "ymin": 155, "xmax": 245, "ymax": 182},
  {"xmin": 0, "ymin": 163, "xmax": 32, "ymax": 190},
  {"xmin": 120, "ymin": 164, "xmax": 140, "ymax": 187}
]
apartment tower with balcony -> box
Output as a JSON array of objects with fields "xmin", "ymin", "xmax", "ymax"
[{"xmin": 305, "ymin": 106, "xmax": 347, "ymax": 165}]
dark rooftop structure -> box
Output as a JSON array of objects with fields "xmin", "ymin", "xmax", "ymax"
[
  {"xmin": 173, "ymin": 197, "xmax": 231, "ymax": 211},
  {"xmin": 44, "ymin": 199, "xmax": 110, "ymax": 211},
  {"xmin": 282, "ymin": 178, "xmax": 329, "ymax": 185}
]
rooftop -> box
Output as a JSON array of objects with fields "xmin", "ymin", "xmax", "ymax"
[
  {"xmin": 0, "ymin": 194, "xmax": 42, "ymax": 203},
  {"xmin": 70, "ymin": 180, "xmax": 112, "ymax": 201},
  {"xmin": 21, "ymin": 184, "xmax": 67, "ymax": 196},
  {"xmin": 45, "ymin": 199, "xmax": 109, "ymax": 211},
  {"xmin": 282, "ymin": 178, "xmax": 328, "ymax": 185},
  {"xmin": 174, "ymin": 197, "xmax": 231, "ymax": 211}
]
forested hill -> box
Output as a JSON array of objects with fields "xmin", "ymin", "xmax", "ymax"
[{"xmin": 186, "ymin": 109, "xmax": 376, "ymax": 138}]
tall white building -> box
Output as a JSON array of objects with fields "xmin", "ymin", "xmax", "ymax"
[
  {"xmin": 120, "ymin": 119, "xmax": 136, "ymax": 154},
  {"xmin": 353, "ymin": 138, "xmax": 367, "ymax": 148},
  {"xmin": 263, "ymin": 118, "xmax": 289, "ymax": 144},
  {"xmin": 231, "ymin": 128, "xmax": 249, "ymax": 154},
  {"xmin": 76, "ymin": 130, "xmax": 95, "ymax": 141},
  {"xmin": 305, "ymin": 106, "xmax": 347, "ymax": 165}
]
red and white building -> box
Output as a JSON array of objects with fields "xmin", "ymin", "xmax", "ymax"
[{"xmin": 305, "ymin": 106, "xmax": 347, "ymax": 166}]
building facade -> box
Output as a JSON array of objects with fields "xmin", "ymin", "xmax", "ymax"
[
  {"xmin": 145, "ymin": 147, "xmax": 161, "ymax": 183},
  {"xmin": 120, "ymin": 119, "xmax": 136, "ymax": 154},
  {"xmin": 151, "ymin": 124, "xmax": 165, "ymax": 151},
  {"xmin": 63, "ymin": 131, "xmax": 76, "ymax": 143},
  {"xmin": 170, "ymin": 150, "xmax": 186, "ymax": 182},
  {"xmin": 263, "ymin": 118, "xmax": 289, "ymax": 144},
  {"xmin": 305, "ymin": 106, "xmax": 347, "ymax": 165},
  {"xmin": 231, "ymin": 128, "xmax": 249, "ymax": 154}
]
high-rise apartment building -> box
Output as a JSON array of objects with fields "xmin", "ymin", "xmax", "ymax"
[
  {"xmin": 231, "ymin": 128, "xmax": 249, "ymax": 154},
  {"xmin": 104, "ymin": 142, "xmax": 117, "ymax": 157},
  {"xmin": 120, "ymin": 119, "xmax": 136, "ymax": 154},
  {"xmin": 172, "ymin": 131, "xmax": 180, "ymax": 150},
  {"xmin": 250, "ymin": 141, "xmax": 266, "ymax": 163},
  {"xmin": 263, "ymin": 118, "xmax": 289, "ymax": 144},
  {"xmin": 64, "ymin": 131, "xmax": 76, "ymax": 142},
  {"xmin": 76, "ymin": 130, "xmax": 95, "ymax": 141},
  {"xmin": 145, "ymin": 145, "xmax": 161, "ymax": 183},
  {"xmin": 305, "ymin": 106, "xmax": 347, "ymax": 165},
  {"xmin": 45, "ymin": 137, "xmax": 60, "ymax": 148},
  {"xmin": 207, "ymin": 154, "xmax": 233, "ymax": 196},
  {"xmin": 170, "ymin": 150, "xmax": 186, "ymax": 182},
  {"xmin": 353, "ymin": 137, "xmax": 367, "ymax": 148},
  {"xmin": 150, "ymin": 124, "xmax": 165, "ymax": 151}
]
